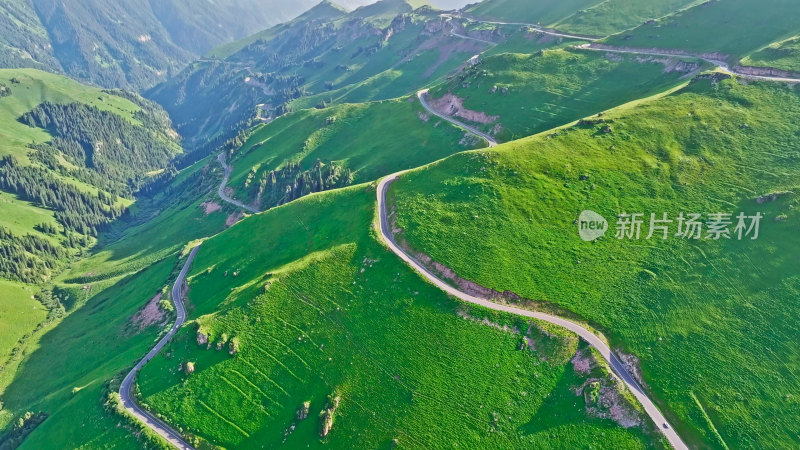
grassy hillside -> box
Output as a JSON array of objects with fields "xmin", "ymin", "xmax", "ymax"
[
  {"xmin": 388, "ymin": 77, "xmax": 800, "ymax": 448},
  {"xmin": 135, "ymin": 184, "xmax": 657, "ymax": 448},
  {"xmin": 426, "ymin": 48, "xmax": 703, "ymax": 142},
  {"xmin": 741, "ymin": 36, "xmax": 800, "ymax": 73},
  {"xmin": 224, "ymin": 97, "xmax": 486, "ymax": 210},
  {"xmin": 465, "ymin": 0, "xmax": 599, "ymax": 26},
  {"xmin": 0, "ymin": 68, "xmax": 183, "ymax": 409},
  {"xmin": 0, "ymin": 68, "xmax": 179, "ymax": 260},
  {"xmin": 464, "ymin": 0, "xmax": 697, "ymax": 36},
  {"xmin": 604, "ymin": 0, "xmax": 800, "ymax": 64},
  {"xmin": 0, "ymin": 155, "xmax": 230, "ymax": 448},
  {"xmin": 0, "ymin": 69, "xmax": 140, "ymax": 163},
  {"xmin": 0, "ymin": 281, "xmax": 48, "ymax": 368},
  {"xmin": 554, "ymin": 0, "xmax": 700, "ymax": 37}
]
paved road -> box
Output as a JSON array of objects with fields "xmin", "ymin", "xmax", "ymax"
[
  {"xmin": 449, "ymin": 28, "xmax": 498, "ymax": 46},
  {"xmin": 444, "ymin": 14, "xmax": 797, "ymax": 84},
  {"xmin": 217, "ymin": 153, "xmax": 260, "ymax": 213},
  {"xmin": 376, "ymin": 175, "xmax": 688, "ymax": 450},
  {"xmin": 119, "ymin": 246, "xmax": 201, "ymax": 450},
  {"xmin": 442, "ymin": 13, "xmax": 601, "ymax": 42},
  {"xmin": 578, "ymin": 44, "xmax": 800, "ymax": 83},
  {"xmin": 417, "ymin": 89, "xmax": 498, "ymax": 147}
]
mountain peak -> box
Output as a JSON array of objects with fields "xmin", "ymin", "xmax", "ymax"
[
  {"xmin": 348, "ymin": 0, "xmax": 432, "ymax": 20},
  {"xmin": 300, "ymin": 0, "xmax": 348, "ymax": 20}
]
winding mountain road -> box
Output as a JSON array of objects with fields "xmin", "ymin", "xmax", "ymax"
[
  {"xmin": 442, "ymin": 13, "xmax": 798, "ymax": 84},
  {"xmin": 442, "ymin": 13, "xmax": 601, "ymax": 42},
  {"xmin": 119, "ymin": 245, "xmax": 200, "ymax": 450},
  {"xmin": 417, "ymin": 89, "xmax": 498, "ymax": 147},
  {"xmin": 217, "ymin": 153, "xmax": 259, "ymax": 214},
  {"xmin": 376, "ymin": 174, "xmax": 688, "ymax": 450},
  {"xmin": 577, "ymin": 44, "xmax": 800, "ymax": 83}
]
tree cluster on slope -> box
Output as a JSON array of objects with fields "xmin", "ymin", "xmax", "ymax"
[
  {"xmin": 0, "ymin": 156, "xmax": 123, "ymax": 237},
  {"xmin": 0, "ymin": 226, "xmax": 66, "ymax": 284},
  {"xmin": 19, "ymin": 102, "xmax": 178, "ymax": 190},
  {"xmin": 255, "ymin": 159, "xmax": 354, "ymax": 210}
]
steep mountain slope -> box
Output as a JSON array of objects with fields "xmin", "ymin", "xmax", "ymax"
[
  {"xmin": 424, "ymin": 48, "xmax": 703, "ymax": 142},
  {"xmin": 0, "ymin": 0, "xmax": 58, "ymax": 71},
  {"xmin": 150, "ymin": 0, "xmax": 584, "ymax": 152},
  {"xmin": 0, "ymin": 0, "xmax": 321, "ymax": 89},
  {"xmin": 149, "ymin": 0, "xmax": 479, "ymax": 149},
  {"xmin": 0, "ymin": 168, "xmax": 231, "ymax": 449},
  {"xmin": 603, "ymin": 0, "xmax": 800, "ymax": 65},
  {"xmin": 222, "ymin": 96, "xmax": 486, "ymax": 211},
  {"xmin": 741, "ymin": 36, "xmax": 800, "ymax": 74},
  {"xmin": 0, "ymin": 68, "xmax": 180, "ymax": 382},
  {"xmin": 134, "ymin": 183, "xmax": 657, "ymax": 448},
  {"xmin": 388, "ymin": 77, "xmax": 800, "ymax": 448},
  {"xmin": 463, "ymin": 0, "xmax": 698, "ymax": 36}
]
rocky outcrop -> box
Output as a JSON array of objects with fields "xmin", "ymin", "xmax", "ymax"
[
  {"xmin": 319, "ymin": 395, "xmax": 340, "ymax": 437},
  {"xmin": 297, "ymin": 401, "xmax": 311, "ymax": 421},
  {"xmin": 733, "ymin": 65, "xmax": 800, "ymax": 79}
]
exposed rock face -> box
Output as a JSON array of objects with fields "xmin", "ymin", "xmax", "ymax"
[
  {"xmin": 692, "ymin": 72, "xmax": 732, "ymax": 84},
  {"xmin": 428, "ymin": 93, "xmax": 500, "ymax": 125},
  {"xmin": 616, "ymin": 351, "xmax": 646, "ymax": 388},
  {"xmin": 756, "ymin": 191, "xmax": 792, "ymax": 204},
  {"xmin": 734, "ymin": 65, "xmax": 800, "ymax": 79},
  {"xmin": 228, "ymin": 338, "xmax": 240, "ymax": 355},
  {"xmin": 319, "ymin": 396, "xmax": 340, "ymax": 437},
  {"xmin": 196, "ymin": 331, "xmax": 209, "ymax": 346},
  {"xmin": 130, "ymin": 293, "xmax": 167, "ymax": 331},
  {"xmin": 575, "ymin": 378, "xmax": 643, "ymax": 428},
  {"xmin": 424, "ymin": 18, "xmax": 446, "ymax": 34},
  {"xmin": 571, "ymin": 348, "xmax": 596, "ymax": 374},
  {"xmin": 297, "ymin": 401, "xmax": 311, "ymax": 421}
]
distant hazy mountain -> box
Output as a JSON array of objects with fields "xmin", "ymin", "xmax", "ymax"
[
  {"xmin": 339, "ymin": 0, "xmax": 472, "ymax": 9},
  {"xmin": 0, "ymin": 0, "xmax": 320, "ymax": 89}
]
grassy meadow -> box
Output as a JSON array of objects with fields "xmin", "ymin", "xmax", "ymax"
[
  {"xmin": 0, "ymin": 157, "xmax": 229, "ymax": 448},
  {"xmin": 389, "ymin": 78, "xmax": 800, "ymax": 448},
  {"xmin": 465, "ymin": 0, "xmax": 697, "ymax": 36},
  {"xmin": 0, "ymin": 69, "xmax": 157, "ymax": 377},
  {"xmin": 604, "ymin": 0, "xmax": 800, "ymax": 64},
  {"xmin": 136, "ymin": 184, "xmax": 657, "ymax": 448},
  {"xmin": 1, "ymin": 256, "xmax": 180, "ymax": 449},
  {"xmin": 553, "ymin": 0, "xmax": 700, "ymax": 37},
  {"xmin": 741, "ymin": 36, "xmax": 800, "ymax": 73},
  {"xmin": 427, "ymin": 48, "xmax": 701, "ymax": 142},
  {"xmin": 0, "ymin": 69, "xmax": 141, "ymax": 164},
  {"xmin": 226, "ymin": 97, "xmax": 487, "ymax": 209},
  {"xmin": 0, "ymin": 281, "xmax": 48, "ymax": 367}
]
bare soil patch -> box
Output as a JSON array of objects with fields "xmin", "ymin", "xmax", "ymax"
[
  {"xmin": 130, "ymin": 293, "xmax": 166, "ymax": 330},
  {"xmin": 226, "ymin": 211, "xmax": 244, "ymax": 227},
  {"xmin": 200, "ymin": 201, "xmax": 222, "ymax": 215},
  {"xmin": 429, "ymin": 93, "xmax": 499, "ymax": 125}
]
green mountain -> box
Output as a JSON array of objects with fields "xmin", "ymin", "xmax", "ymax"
[
  {"xmin": 464, "ymin": 0, "xmax": 698, "ymax": 36},
  {"xmin": 424, "ymin": 48, "xmax": 703, "ymax": 142},
  {"xmin": 388, "ymin": 77, "xmax": 800, "ymax": 448},
  {"xmin": 134, "ymin": 180, "xmax": 655, "ymax": 448},
  {"xmin": 148, "ymin": 0, "xmax": 478, "ymax": 149},
  {"xmin": 2, "ymin": 1, "xmax": 800, "ymax": 449},
  {"xmin": 741, "ymin": 35, "xmax": 800, "ymax": 73},
  {"xmin": 0, "ymin": 0, "xmax": 322, "ymax": 89},
  {"xmin": 603, "ymin": 0, "xmax": 800, "ymax": 64},
  {"xmin": 0, "ymin": 68, "xmax": 181, "ymax": 389}
]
